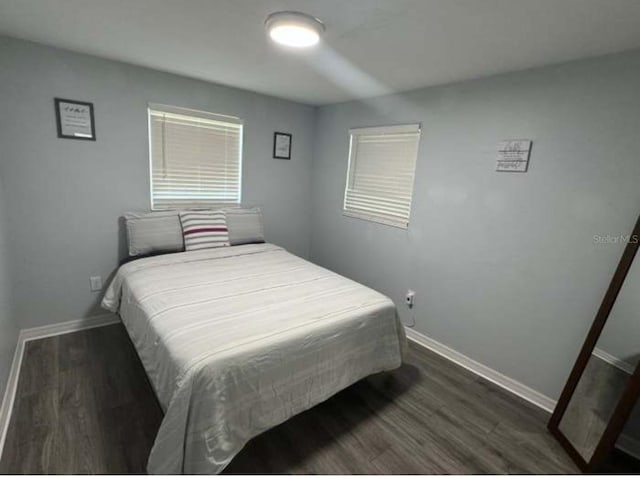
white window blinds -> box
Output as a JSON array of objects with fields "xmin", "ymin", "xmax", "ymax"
[
  {"xmin": 343, "ymin": 124, "xmax": 421, "ymax": 228},
  {"xmin": 148, "ymin": 104, "xmax": 243, "ymax": 210}
]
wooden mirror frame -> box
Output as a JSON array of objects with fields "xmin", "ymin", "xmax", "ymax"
[{"xmin": 548, "ymin": 214, "xmax": 640, "ymax": 472}]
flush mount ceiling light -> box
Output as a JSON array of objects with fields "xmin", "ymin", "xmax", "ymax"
[{"xmin": 265, "ymin": 11, "xmax": 325, "ymax": 48}]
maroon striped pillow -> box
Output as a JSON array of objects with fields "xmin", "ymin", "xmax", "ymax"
[{"xmin": 179, "ymin": 211, "xmax": 230, "ymax": 251}]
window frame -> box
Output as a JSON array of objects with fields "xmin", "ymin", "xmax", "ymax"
[
  {"xmin": 343, "ymin": 123, "xmax": 421, "ymax": 229},
  {"xmin": 147, "ymin": 103, "xmax": 244, "ymax": 211}
]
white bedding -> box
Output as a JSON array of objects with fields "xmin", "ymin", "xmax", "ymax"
[{"xmin": 102, "ymin": 243, "xmax": 405, "ymax": 474}]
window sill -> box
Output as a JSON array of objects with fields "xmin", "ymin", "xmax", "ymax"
[{"xmin": 342, "ymin": 210, "xmax": 409, "ymax": 230}]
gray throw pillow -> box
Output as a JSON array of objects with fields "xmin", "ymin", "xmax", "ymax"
[
  {"xmin": 124, "ymin": 211, "xmax": 184, "ymax": 256},
  {"xmin": 225, "ymin": 207, "xmax": 265, "ymax": 245}
]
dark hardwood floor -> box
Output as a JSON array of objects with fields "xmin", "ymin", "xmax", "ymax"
[
  {"xmin": 0, "ymin": 323, "xmax": 633, "ymax": 474},
  {"xmin": 0, "ymin": 324, "xmax": 162, "ymax": 474}
]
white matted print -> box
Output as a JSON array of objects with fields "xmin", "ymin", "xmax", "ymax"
[
  {"xmin": 496, "ymin": 139, "xmax": 531, "ymax": 172},
  {"xmin": 55, "ymin": 98, "xmax": 96, "ymax": 140},
  {"xmin": 273, "ymin": 132, "xmax": 292, "ymax": 159}
]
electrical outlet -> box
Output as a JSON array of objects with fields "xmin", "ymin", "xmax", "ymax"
[
  {"xmin": 90, "ymin": 276, "xmax": 103, "ymax": 292},
  {"xmin": 405, "ymin": 289, "xmax": 415, "ymax": 308}
]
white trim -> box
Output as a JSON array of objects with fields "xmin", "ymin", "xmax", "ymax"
[
  {"xmin": 405, "ymin": 327, "xmax": 557, "ymax": 412},
  {"xmin": 349, "ymin": 123, "xmax": 421, "ymax": 135},
  {"xmin": 0, "ymin": 329, "xmax": 25, "ymax": 459},
  {"xmin": 0, "ymin": 314, "xmax": 119, "ymax": 457},
  {"xmin": 148, "ymin": 103, "xmax": 242, "ymax": 125},
  {"xmin": 593, "ymin": 347, "xmax": 636, "ymax": 375},
  {"xmin": 342, "ymin": 210, "xmax": 409, "ymax": 229},
  {"xmin": 18, "ymin": 313, "xmax": 119, "ymax": 342}
]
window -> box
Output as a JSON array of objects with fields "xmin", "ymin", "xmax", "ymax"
[
  {"xmin": 343, "ymin": 124, "xmax": 421, "ymax": 228},
  {"xmin": 148, "ymin": 104, "xmax": 243, "ymax": 210}
]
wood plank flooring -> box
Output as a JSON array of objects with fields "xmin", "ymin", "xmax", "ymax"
[
  {"xmin": 0, "ymin": 324, "xmax": 163, "ymax": 474},
  {"xmin": 0, "ymin": 323, "xmax": 632, "ymax": 474}
]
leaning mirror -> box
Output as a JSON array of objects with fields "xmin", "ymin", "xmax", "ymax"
[{"xmin": 549, "ymin": 215, "xmax": 640, "ymax": 472}]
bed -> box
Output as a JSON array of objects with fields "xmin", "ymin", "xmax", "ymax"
[{"xmin": 102, "ymin": 243, "xmax": 406, "ymax": 474}]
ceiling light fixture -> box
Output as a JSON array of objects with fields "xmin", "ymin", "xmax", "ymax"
[{"xmin": 265, "ymin": 11, "xmax": 325, "ymax": 48}]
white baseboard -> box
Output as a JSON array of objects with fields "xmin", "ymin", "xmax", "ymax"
[
  {"xmin": 19, "ymin": 313, "xmax": 119, "ymax": 342},
  {"xmin": 593, "ymin": 347, "xmax": 635, "ymax": 375},
  {"xmin": 405, "ymin": 327, "xmax": 557, "ymax": 412},
  {"xmin": 0, "ymin": 313, "xmax": 119, "ymax": 457},
  {"xmin": 0, "ymin": 329, "xmax": 25, "ymax": 460}
]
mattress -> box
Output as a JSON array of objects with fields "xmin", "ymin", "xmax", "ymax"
[{"xmin": 102, "ymin": 243, "xmax": 406, "ymax": 474}]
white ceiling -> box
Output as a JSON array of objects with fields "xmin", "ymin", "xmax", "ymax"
[{"xmin": 1, "ymin": 0, "xmax": 640, "ymax": 105}]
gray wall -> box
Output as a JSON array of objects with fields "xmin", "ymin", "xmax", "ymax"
[
  {"xmin": 1, "ymin": 33, "xmax": 639, "ymax": 407},
  {"xmin": 0, "ymin": 36, "xmax": 316, "ymax": 329},
  {"xmin": 0, "ymin": 173, "xmax": 17, "ymax": 401},
  {"xmin": 310, "ymin": 50, "xmax": 640, "ymax": 400}
]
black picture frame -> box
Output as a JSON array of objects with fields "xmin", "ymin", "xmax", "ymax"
[
  {"xmin": 55, "ymin": 98, "xmax": 96, "ymax": 141},
  {"xmin": 273, "ymin": 132, "xmax": 292, "ymax": 160}
]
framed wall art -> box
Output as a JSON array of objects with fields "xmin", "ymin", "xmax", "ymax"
[
  {"xmin": 273, "ymin": 132, "xmax": 292, "ymax": 159},
  {"xmin": 55, "ymin": 98, "xmax": 96, "ymax": 141}
]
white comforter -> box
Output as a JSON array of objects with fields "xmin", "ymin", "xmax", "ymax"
[{"xmin": 102, "ymin": 243, "xmax": 405, "ymax": 474}]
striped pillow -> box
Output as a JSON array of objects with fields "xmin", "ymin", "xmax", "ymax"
[{"xmin": 179, "ymin": 211, "xmax": 230, "ymax": 251}]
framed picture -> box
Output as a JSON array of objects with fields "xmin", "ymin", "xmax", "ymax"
[
  {"xmin": 496, "ymin": 139, "xmax": 531, "ymax": 172},
  {"xmin": 273, "ymin": 132, "xmax": 292, "ymax": 160},
  {"xmin": 55, "ymin": 98, "xmax": 96, "ymax": 141}
]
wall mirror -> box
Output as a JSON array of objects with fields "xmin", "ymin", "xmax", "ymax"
[{"xmin": 549, "ymin": 214, "xmax": 640, "ymax": 472}]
